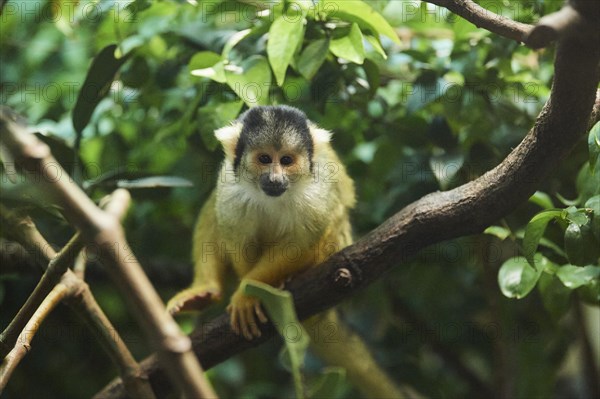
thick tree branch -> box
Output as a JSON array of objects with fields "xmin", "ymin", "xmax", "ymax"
[
  {"xmin": 423, "ymin": 0, "xmax": 532, "ymax": 43},
  {"xmin": 424, "ymin": 0, "xmax": 598, "ymax": 49},
  {"xmin": 96, "ymin": 6, "xmax": 600, "ymax": 397},
  {"xmin": 0, "ymin": 110, "xmax": 217, "ymax": 398}
]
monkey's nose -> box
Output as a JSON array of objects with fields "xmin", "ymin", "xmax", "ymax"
[{"xmin": 260, "ymin": 174, "xmax": 288, "ymax": 197}]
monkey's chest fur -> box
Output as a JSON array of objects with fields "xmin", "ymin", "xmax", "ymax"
[{"xmin": 215, "ymin": 175, "xmax": 333, "ymax": 274}]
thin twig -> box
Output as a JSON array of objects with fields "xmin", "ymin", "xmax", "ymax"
[
  {"xmin": 0, "ymin": 107, "xmax": 217, "ymax": 398},
  {"xmin": 0, "ymin": 197, "xmax": 155, "ymax": 398},
  {"xmin": 0, "ymin": 190, "xmax": 129, "ymax": 359},
  {"xmin": 0, "ymin": 283, "xmax": 69, "ymax": 391}
]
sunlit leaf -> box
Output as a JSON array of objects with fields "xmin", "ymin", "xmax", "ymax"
[
  {"xmin": 498, "ymin": 256, "xmax": 543, "ymax": 298},
  {"xmin": 190, "ymin": 51, "xmax": 226, "ymax": 83},
  {"xmin": 322, "ymin": 0, "xmax": 400, "ymax": 44},
  {"xmin": 114, "ymin": 176, "xmax": 193, "ymax": 189},
  {"xmin": 225, "ymin": 55, "xmax": 272, "ymax": 107},
  {"xmin": 330, "ymin": 23, "xmax": 365, "ymax": 64},
  {"xmin": 556, "ymin": 265, "xmax": 600, "ymax": 289},
  {"xmin": 298, "ymin": 39, "xmax": 329, "ymax": 80},
  {"xmin": 484, "ymin": 226, "xmax": 511, "ymax": 240},
  {"xmin": 222, "ymin": 29, "xmax": 252, "ymax": 60},
  {"xmin": 529, "ymin": 191, "xmax": 554, "ymax": 210},
  {"xmin": 268, "ymin": 14, "xmax": 305, "ymax": 86}
]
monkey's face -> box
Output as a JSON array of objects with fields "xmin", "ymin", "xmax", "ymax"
[{"xmin": 244, "ymin": 145, "xmax": 312, "ymax": 197}]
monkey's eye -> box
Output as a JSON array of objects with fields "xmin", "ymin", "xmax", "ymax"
[
  {"xmin": 258, "ymin": 154, "xmax": 272, "ymax": 164},
  {"xmin": 280, "ymin": 156, "xmax": 294, "ymax": 166}
]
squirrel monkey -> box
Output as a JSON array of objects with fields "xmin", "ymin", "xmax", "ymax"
[
  {"xmin": 167, "ymin": 106, "xmax": 404, "ymax": 397},
  {"xmin": 167, "ymin": 105, "xmax": 354, "ymax": 338}
]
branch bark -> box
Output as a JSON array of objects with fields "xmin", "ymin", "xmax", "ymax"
[
  {"xmin": 423, "ymin": 0, "xmax": 532, "ymax": 43},
  {"xmin": 96, "ymin": 5, "xmax": 600, "ymax": 397},
  {"xmin": 0, "ymin": 202, "xmax": 155, "ymax": 399},
  {"xmin": 0, "ymin": 110, "xmax": 217, "ymax": 398}
]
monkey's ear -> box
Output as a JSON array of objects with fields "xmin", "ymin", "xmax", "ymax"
[
  {"xmin": 310, "ymin": 125, "xmax": 332, "ymax": 148},
  {"xmin": 215, "ymin": 123, "xmax": 242, "ymax": 160}
]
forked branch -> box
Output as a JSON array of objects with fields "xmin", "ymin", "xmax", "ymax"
[{"xmin": 0, "ymin": 109, "xmax": 217, "ymax": 398}]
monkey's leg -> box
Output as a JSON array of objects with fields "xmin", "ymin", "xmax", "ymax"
[
  {"xmin": 305, "ymin": 309, "xmax": 419, "ymax": 399},
  {"xmin": 167, "ymin": 193, "xmax": 225, "ymax": 315}
]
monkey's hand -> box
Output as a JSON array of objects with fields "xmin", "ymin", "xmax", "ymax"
[
  {"xmin": 227, "ymin": 288, "xmax": 268, "ymax": 340},
  {"xmin": 166, "ymin": 284, "xmax": 222, "ymax": 315}
]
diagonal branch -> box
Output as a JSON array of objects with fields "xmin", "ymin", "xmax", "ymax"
[
  {"xmin": 96, "ymin": 5, "xmax": 600, "ymax": 397},
  {"xmin": 0, "ymin": 110, "xmax": 217, "ymax": 398},
  {"xmin": 0, "ymin": 204, "xmax": 155, "ymax": 398},
  {"xmin": 424, "ymin": 0, "xmax": 598, "ymax": 49},
  {"xmin": 423, "ymin": 0, "xmax": 532, "ymax": 43}
]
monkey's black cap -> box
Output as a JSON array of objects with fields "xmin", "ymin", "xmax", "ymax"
[{"xmin": 233, "ymin": 106, "xmax": 314, "ymax": 170}]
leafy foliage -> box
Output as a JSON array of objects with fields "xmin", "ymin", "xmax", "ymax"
[{"xmin": 0, "ymin": 0, "xmax": 597, "ymax": 398}]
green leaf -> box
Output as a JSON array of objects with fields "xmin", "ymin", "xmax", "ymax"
[
  {"xmin": 365, "ymin": 35, "xmax": 387, "ymax": 59},
  {"xmin": 588, "ymin": 121, "xmax": 600, "ymax": 174},
  {"xmin": 556, "ymin": 192, "xmax": 580, "ymax": 207},
  {"xmin": 72, "ymin": 44, "xmax": 128, "ymax": 135},
  {"xmin": 564, "ymin": 222, "xmax": 600, "ymax": 266},
  {"xmin": 523, "ymin": 209, "xmax": 563, "ymax": 266},
  {"xmin": 498, "ymin": 256, "xmax": 543, "ymax": 299},
  {"xmin": 484, "ymin": 226, "xmax": 511, "ymax": 241},
  {"xmin": 556, "ymin": 265, "xmax": 600, "ymax": 289},
  {"xmin": 322, "ymin": 0, "xmax": 400, "ymax": 45},
  {"xmin": 267, "ymin": 15, "xmax": 305, "ymax": 86},
  {"xmin": 529, "ymin": 191, "xmax": 554, "ymax": 210},
  {"xmin": 189, "ymin": 51, "xmax": 226, "ymax": 83},
  {"xmin": 114, "ymin": 176, "xmax": 193, "ymax": 189},
  {"xmin": 297, "ymin": 39, "xmax": 330, "ymax": 80},
  {"xmin": 406, "ymin": 78, "xmax": 447, "ymax": 114},
  {"xmin": 308, "ymin": 367, "xmax": 347, "ymax": 399},
  {"xmin": 330, "ymin": 23, "xmax": 365, "ymax": 64},
  {"xmin": 564, "ymin": 206, "xmax": 588, "ymax": 226},
  {"xmin": 244, "ymin": 280, "xmax": 310, "ymax": 399},
  {"xmin": 363, "ymin": 58, "xmax": 380, "ymax": 97},
  {"xmin": 537, "ymin": 273, "xmax": 571, "ymax": 321},
  {"xmin": 585, "ymin": 195, "xmax": 600, "ymax": 241},
  {"xmin": 429, "ymin": 149, "xmax": 464, "ymax": 190},
  {"xmin": 225, "ymin": 55, "xmax": 272, "ymax": 107},
  {"xmin": 222, "ymin": 29, "xmax": 252, "ymax": 60},
  {"xmin": 197, "ymin": 100, "xmax": 244, "ymax": 151}
]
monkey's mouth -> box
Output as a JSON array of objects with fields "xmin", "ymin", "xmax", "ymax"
[
  {"xmin": 261, "ymin": 184, "xmax": 287, "ymax": 197},
  {"xmin": 259, "ymin": 174, "xmax": 288, "ymax": 197}
]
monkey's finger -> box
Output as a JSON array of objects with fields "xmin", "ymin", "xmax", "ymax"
[
  {"xmin": 239, "ymin": 309, "xmax": 253, "ymax": 340},
  {"xmin": 247, "ymin": 307, "xmax": 261, "ymax": 338},
  {"xmin": 229, "ymin": 307, "xmax": 240, "ymax": 335},
  {"xmin": 254, "ymin": 303, "xmax": 268, "ymax": 324}
]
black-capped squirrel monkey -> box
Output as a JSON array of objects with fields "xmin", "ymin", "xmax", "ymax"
[
  {"xmin": 168, "ymin": 106, "xmax": 404, "ymax": 397},
  {"xmin": 167, "ymin": 105, "xmax": 354, "ymax": 337}
]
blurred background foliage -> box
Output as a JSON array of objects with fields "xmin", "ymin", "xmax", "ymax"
[{"xmin": 1, "ymin": 0, "xmax": 598, "ymax": 398}]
